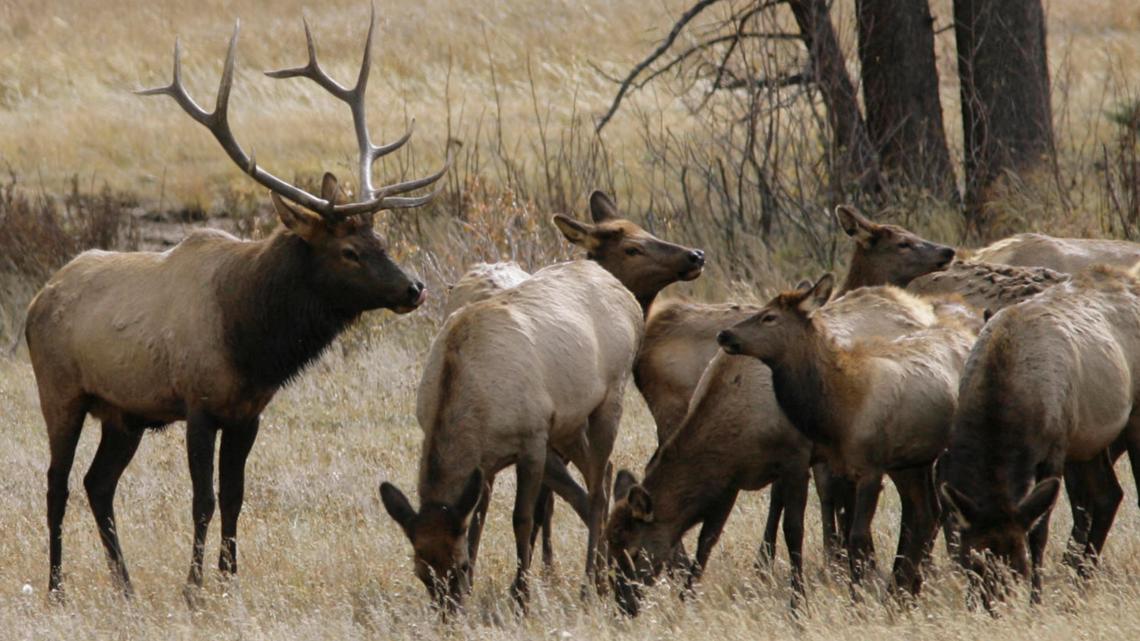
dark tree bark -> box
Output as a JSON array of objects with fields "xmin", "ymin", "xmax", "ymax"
[
  {"xmin": 856, "ymin": 0, "xmax": 958, "ymax": 201},
  {"xmin": 954, "ymin": 0, "xmax": 1055, "ymax": 231},
  {"xmin": 787, "ymin": 0, "xmax": 882, "ymax": 195}
]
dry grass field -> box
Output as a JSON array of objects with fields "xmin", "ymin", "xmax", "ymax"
[{"xmin": 5, "ymin": 0, "xmax": 1140, "ymax": 640}]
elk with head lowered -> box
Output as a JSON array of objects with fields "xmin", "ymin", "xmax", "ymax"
[{"xmin": 27, "ymin": 10, "xmax": 451, "ymax": 599}]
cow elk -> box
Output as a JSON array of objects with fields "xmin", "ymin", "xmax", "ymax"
[
  {"xmin": 971, "ymin": 232, "xmax": 1140, "ymax": 274},
  {"xmin": 27, "ymin": 11, "xmax": 450, "ymax": 599},
  {"xmin": 608, "ymin": 282, "xmax": 977, "ymax": 613},
  {"xmin": 380, "ymin": 192, "xmax": 704, "ymax": 609},
  {"xmin": 717, "ymin": 274, "xmax": 976, "ymax": 596},
  {"xmin": 940, "ymin": 266, "xmax": 1140, "ymax": 608}
]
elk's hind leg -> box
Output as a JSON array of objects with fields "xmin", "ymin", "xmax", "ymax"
[
  {"xmin": 44, "ymin": 398, "xmax": 87, "ymax": 596},
  {"xmin": 84, "ymin": 414, "xmax": 144, "ymax": 596},
  {"xmin": 888, "ymin": 466, "xmax": 938, "ymax": 597},
  {"xmin": 510, "ymin": 447, "xmax": 546, "ymax": 606},
  {"xmin": 756, "ymin": 480, "xmax": 784, "ymax": 572}
]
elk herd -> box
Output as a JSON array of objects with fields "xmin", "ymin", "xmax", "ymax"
[{"xmin": 18, "ymin": 10, "xmax": 1140, "ymax": 622}]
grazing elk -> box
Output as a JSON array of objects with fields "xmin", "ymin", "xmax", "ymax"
[
  {"xmin": 717, "ymin": 274, "xmax": 976, "ymax": 596},
  {"xmin": 380, "ymin": 192, "xmax": 704, "ymax": 608},
  {"xmin": 441, "ymin": 261, "xmax": 587, "ymax": 569},
  {"xmin": 607, "ymin": 283, "xmax": 983, "ymax": 614},
  {"xmin": 940, "ymin": 265, "xmax": 1140, "ymax": 607},
  {"xmin": 28, "ymin": 12, "xmax": 450, "ymax": 598},
  {"xmin": 972, "ymin": 232, "xmax": 1140, "ymax": 274}
]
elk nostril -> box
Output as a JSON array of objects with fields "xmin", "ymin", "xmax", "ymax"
[
  {"xmin": 716, "ymin": 330, "xmax": 735, "ymax": 348},
  {"xmin": 689, "ymin": 249, "xmax": 705, "ymax": 265}
]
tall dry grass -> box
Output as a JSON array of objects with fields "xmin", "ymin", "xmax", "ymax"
[{"xmin": 4, "ymin": 1, "xmax": 1140, "ymax": 639}]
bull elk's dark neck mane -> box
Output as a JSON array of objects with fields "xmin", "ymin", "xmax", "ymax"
[
  {"xmin": 766, "ymin": 323, "xmax": 847, "ymax": 447},
  {"xmin": 220, "ymin": 230, "xmax": 358, "ymax": 390}
]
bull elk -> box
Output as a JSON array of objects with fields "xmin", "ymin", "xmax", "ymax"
[
  {"xmin": 940, "ymin": 265, "xmax": 1140, "ymax": 608},
  {"xmin": 28, "ymin": 10, "xmax": 450, "ymax": 598},
  {"xmin": 717, "ymin": 274, "xmax": 976, "ymax": 596},
  {"xmin": 380, "ymin": 193, "xmax": 704, "ymax": 609}
]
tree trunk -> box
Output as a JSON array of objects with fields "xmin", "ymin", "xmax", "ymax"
[
  {"xmin": 787, "ymin": 0, "xmax": 882, "ymax": 196},
  {"xmin": 954, "ymin": 0, "xmax": 1054, "ymax": 231},
  {"xmin": 856, "ymin": 0, "xmax": 958, "ymax": 201}
]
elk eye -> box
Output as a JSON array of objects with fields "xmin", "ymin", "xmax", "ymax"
[
  {"xmin": 341, "ymin": 247, "xmax": 361, "ymax": 262},
  {"xmin": 624, "ymin": 246, "xmax": 643, "ymax": 256},
  {"xmin": 762, "ymin": 313, "xmax": 777, "ymax": 324},
  {"xmin": 898, "ymin": 241, "xmax": 913, "ymax": 250}
]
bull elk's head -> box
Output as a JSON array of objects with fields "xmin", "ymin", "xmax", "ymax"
[{"xmin": 139, "ymin": 6, "xmax": 456, "ymax": 314}]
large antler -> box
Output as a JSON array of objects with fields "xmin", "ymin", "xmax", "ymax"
[{"xmin": 138, "ymin": 7, "xmax": 451, "ymax": 220}]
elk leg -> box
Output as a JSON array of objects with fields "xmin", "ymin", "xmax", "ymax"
[
  {"xmin": 218, "ymin": 419, "xmax": 260, "ymax": 576},
  {"xmin": 1027, "ymin": 468, "xmax": 1058, "ymax": 605},
  {"xmin": 684, "ymin": 490, "xmax": 738, "ymax": 595},
  {"xmin": 510, "ymin": 449, "xmax": 545, "ymax": 606},
  {"xmin": 543, "ymin": 454, "xmax": 589, "ymax": 523},
  {"xmin": 756, "ymin": 479, "xmax": 784, "ymax": 572},
  {"xmin": 813, "ymin": 461, "xmax": 841, "ymax": 565},
  {"xmin": 582, "ymin": 398, "xmax": 620, "ymax": 593},
  {"xmin": 781, "ymin": 467, "xmax": 810, "ymax": 604},
  {"xmin": 530, "ymin": 485, "xmax": 555, "ymax": 568},
  {"xmin": 1061, "ymin": 459, "xmax": 1093, "ymax": 571},
  {"xmin": 185, "ymin": 410, "xmax": 219, "ymax": 590},
  {"xmin": 45, "ymin": 400, "xmax": 86, "ymax": 596},
  {"xmin": 1082, "ymin": 450, "xmax": 1123, "ymax": 570},
  {"xmin": 84, "ymin": 418, "xmax": 144, "ymax": 597},
  {"xmin": 467, "ymin": 474, "xmax": 495, "ymax": 584},
  {"xmin": 847, "ymin": 475, "xmax": 883, "ymax": 589},
  {"xmin": 888, "ymin": 466, "xmax": 938, "ymax": 597}
]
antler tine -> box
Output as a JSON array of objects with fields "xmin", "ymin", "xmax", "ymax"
[
  {"xmin": 373, "ymin": 118, "xmax": 415, "ymax": 161},
  {"xmin": 141, "ymin": 11, "xmax": 451, "ymax": 219}
]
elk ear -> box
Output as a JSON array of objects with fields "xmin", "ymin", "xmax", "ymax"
[
  {"xmin": 553, "ymin": 214, "xmax": 600, "ymax": 250},
  {"xmin": 380, "ymin": 481, "xmax": 417, "ymax": 538},
  {"xmin": 940, "ymin": 482, "xmax": 980, "ymax": 530},
  {"xmin": 454, "ymin": 468, "xmax": 485, "ymax": 521},
  {"xmin": 589, "ymin": 190, "xmax": 620, "ymax": 223},
  {"xmin": 627, "ymin": 485, "xmax": 654, "ymax": 523},
  {"xmin": 794, "ymin": 279, "xmax": 813, "ymax": 293},
  {"xmin": 1016, "ymin": 477, "xmax": 1061, "ymax": 531},
  {"xmin": 613, "ymin": 469, "xmax": 639, "ymax": 502},
  {"xmin": 320, "ymin": 172, "xmax": 343, "ymax": 205},
  {"xmin": 797, "ymin": 273, "xmax": 834, "ymax": 314},
  {"xmin": 836, "ymin": 205, "xmax": 878, "ymax": 248},
  {"xmin": 272, "ymin": 192, "xmax": 326, "ymax": 242}
]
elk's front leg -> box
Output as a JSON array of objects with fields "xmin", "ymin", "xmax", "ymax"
[
  {"xmin": 185, "ymin": 410, "xmax": 219, "ymax": 594},
  {"xmin": 218, "ymin": 418, "xmax": 260, "ymax": 576}
]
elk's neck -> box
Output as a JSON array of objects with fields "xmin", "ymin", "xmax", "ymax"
[
  {"xmin": 643, "ymin": 437, "xmax": 736, "ymax": 553},
  {"xmin": 839, "ymin": 251, "xmax": 886, "ymax": 294},
  {"xmin": 220, "ymin": 231, "xmax": 357, "ymax": 391},
  {"xmin": 417, "ymin": 351, "xmax": 484, "ymax": 506},
  {"xmin": 637, "ymin": 292, "xmax": 659, "ymax": 318},
  {"xmin": 765, "ymin": 325, "xmax": 852, "ymax": 446}
]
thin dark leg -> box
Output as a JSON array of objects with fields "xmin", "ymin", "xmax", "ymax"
[
  {"xmin": 46, "ymin": 404, "xmax": 85, "ymax": 596},
  {"xmin": 218, "ymin": 419, "xmax": 259, "ymax": 575},
  {"xmin": 1061, "ymin": 459, "xmax": 1093, "ymax": 571},
  {"xmin": 757, "ymin": 480, "xmax": 784, "ymax": 571},
  {"xmin": 1083, "ymin": 451, "xmax": 1123, "ymax": 569},
  {"xmin": 84, "ymin": 419, "xmax": 144, "ymax": 596},
  {"xmin": 813, "ymin": 462, "xmax": 841, "ymax": 564},
  {"xmin": 684, "ymin": 491, "xmax": 738, "ymax": 594},
  {"xmin": 1027, "ymin": 503, "xmax": 1052, "ymax": 605},
  {"xmin": 467, "ymin": 476, "xmax": 495, "ymax": 584},
  {"xmin": 185, "ymin": 410, "xmax": 218, "ymax": 591},
  {"xmin": 888, "ymin": 466, "xmax": 937, "ymax": 597},
  {"xmin": 543, "ymin": 455, "xmax": 589, "ymax": 523},
  {"xmin": 782, "ymin": 469, "xmax": 810, "ymax": 604},
  {"xmin": 848, "ymin": 476, "xmax": 883, "ymax": 589},
  {"xmin": 511, "ymin": 452, "xmax": 545, "ymax": 606}
]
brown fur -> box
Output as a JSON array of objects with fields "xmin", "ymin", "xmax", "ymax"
[
  {"xmin": 941, "ymin": 266, "xmax": 1140, "ymax": 606},
  {"xmin": 28, "ymin": 174, "xmax": 426, "ymax": 597},
  {"xmin": 381, "ymin": 191, "xmax": 704, "ymax": 608},
  {"xmin": 972, "ymin": 232, "xmax": 1140, "ymax": 274},
  {"xmin": 718, "ymin": 274, "xmax": 976, "ymax": 595}
]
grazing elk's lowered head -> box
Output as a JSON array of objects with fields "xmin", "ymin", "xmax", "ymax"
[
  {"xmin": 716, "ymin": 274, "xmax": 834, "ymax": 363},
  {"xmin": 604, "ymin": 469, "xmax": 669, "ymax": 616},
  {"xmin": 380, "ymin": 470, "xmax": 483, "ymax": 610},
  {"xmin": 837, "ymin": 205, "xmax": 955, "ymax": 291},
  {"xmin": 553, "ymin": 191, "xmax": 705, "ymax": 313},
  {"xmin": 940, "ymin": 478, "xmax": 1061, "ymax": 608}
]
